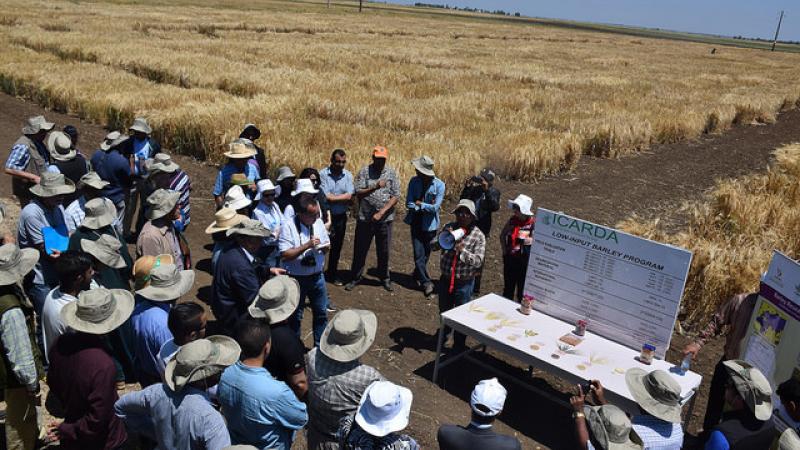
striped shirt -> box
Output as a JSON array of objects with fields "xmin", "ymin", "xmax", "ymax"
[
  {"xmin": 1, "ymin": 306, "xmax": 38, "ymax": 390},
  {"xmin": 169, "ymin": 169, "xmax": 191, "ymax": 226}
]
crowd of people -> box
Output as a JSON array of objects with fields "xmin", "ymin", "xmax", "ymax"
[{"xmin": 0, "ymin": 113, "xmax": 796, "ymax": 450}]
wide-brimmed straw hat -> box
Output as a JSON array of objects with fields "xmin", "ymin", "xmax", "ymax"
[
  {"xmin": 508, "ymin": 194, "xmax": 534, "ymax": 216},
  {"xmin": 276, "ymin": 166, "xmax": 295, "ymax": 182},
  {"xmin": 46, "ymin": 131, "xmax": 76, "ymax": 162},
  {"xmin": 100, "ymin": 131, "xmax": 122, "ymax": 151},
  {"xmin": 129, "ymin": 117, "xmax": 152, "ymax": 135},
  {"xmin": 291, "ymin": 178, "xmax": 318, "ymax": 196},
  {"xmin": 30, "ymin": 172, "xmax": 76, "ymax": 198},
  {"xmin": 145, "ymin": 189, "xmax": 180, "ymax": 220},
  {"xmin": 223, "ymin": 185, "xmax": 252, "ymax": 211},
  {"xmin": 625, "ymin": 369, "xmax": 682, "ymax": 423},
  {"xmin": 584, "ymin": 404, "xmax": 643, "ymax": 450},
  {"xmin": 148, "ymin": 153, "xmax": 180, "ymax": 175},
  {"xmin": 136, "ymin": 263, "xmax": 195, "ymax": 302},
  {"xmin": 320, "ymin": 309, "xmax": 377, "ymax": 362},
  {"xmin": 78, "ymin": 172, "xmax": 109, "ymax": 190},
  {"xmin": 81, "ymin": 198, "xmax": 117, "ymax": 230},
  {"xmin": 411, "ymin": 155, "xmax": 435, "ymax": 177},
  {"xmin": 248, "ymin": 276, "xmax": 300, "ymax": 324},
  {"xmin": 226, "ymin": 218, "xmax": 272, "ymax": 238},
  {"xmin": 355, "ymin": 381, "xmax": 413, "ymax": 438},
  {"xmin": 0, "ymin": 244, "xmax": 39, "ymax": 286},
  {"xmin": 132, "ymin": 254, "xmax": 175, "ymax": 290},
  {"xmin": 81, "ymin": 235, "xmax": 126, "ymax": 269},
  {"xmin": 224, "ymin": 141, "xmax": 256, "ymax": 159},
  {"xmin": 205, "ymin": 207, "xmax": 248, "ymax": 235},
  {"xmin": 779, "ymin": 429, "xmax": 800, "ymax": 450},
  {"xmin": 164, "ymin": 336, "xmax": 241, "ymax": 392},
  {"xmin": 61, "ymin": 288, "xmax": 134, "ymax": 335},
  {"xmin": 22, "ymin": 115, "xmax": 55, "ymax": 135},
  {"xmin": 229, "ymin": 173, "xmax": 253, "ymax": 188},
  {"xmin": 452, "ymin": 199, "xmax": 476, "ymax": 217},
  {"xmin": 723, "ymin": 359, "xmax": 773, "ymax": 420},
  {"xmin": 240, "ymin": 123, "xmax": 261, "ymax": 139}
]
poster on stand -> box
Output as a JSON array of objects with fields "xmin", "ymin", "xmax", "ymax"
[{"xmin": 524, "ymin": 208, "xmax": 693, "ymax": 358}]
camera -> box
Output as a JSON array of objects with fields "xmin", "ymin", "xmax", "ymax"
[
  {"xmin": 578, "ymin": 380, "xmax": 593, "ymax": 395},
  {"xmin": 300, "ymin": 251, "xmax": 316, "ymax": 267}
]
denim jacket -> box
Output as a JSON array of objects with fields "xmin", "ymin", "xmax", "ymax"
[{"xmin": 403, "ymin": 176, "xmax": 445, "ymax": 232}]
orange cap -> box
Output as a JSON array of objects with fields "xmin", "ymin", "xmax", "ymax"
[{"xmin": 372, "ymin": 145, "xmax": 389, "ymax": 158}]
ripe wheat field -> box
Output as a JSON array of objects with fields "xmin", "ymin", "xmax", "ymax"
[{"xmin": 2, "ymin": 0, "xmax": 800, "ymax": 189}]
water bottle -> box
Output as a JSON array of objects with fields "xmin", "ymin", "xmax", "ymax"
[{"xmin": 679, "ymin": 354, "xmax": 691, "ymax": 374}]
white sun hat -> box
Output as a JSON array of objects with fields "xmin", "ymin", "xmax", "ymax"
[
  {"xmin": 508, "ymin": 194, "xmax": 534, "ymax": 216},
  {"xmin": 355, "ymin": 381, "xmax": 413, "ymax": 437},
  {"xmin": 223, "ymin": 185, "xmax": 252, "ymax": 211},
  {"xmin": 291, "ymin": 178, "xmax": 318, "ymax": 196}
]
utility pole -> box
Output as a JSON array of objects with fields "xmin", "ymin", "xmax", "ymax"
[
  {"xmin": 772, "ymin": 10, "xmax": 784, "ymax": 51},
  {"xmin": 359, "ymin": 0, "xmax": 363, "ymax": 13}
]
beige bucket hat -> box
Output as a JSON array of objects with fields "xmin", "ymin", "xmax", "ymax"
[
  {"xmin": 723, "ymin": 359, "xmax": 773, "ymax": 420},
  {"xmin": 129, "ymin": 117, "xmax": 152, "ymax": 135},
  {"xmin": 779, "ymin": 429, "xmax": 800, "ymax": 450},
  {"xmin": 164, "ymin": 336, "xmax": 241, "ymax": 392},
  {"xmin": 60, "ymin": 288, "xmax": 134, "ymax": 335},
  {"xmin": 204, "ymin": 207, "xmax": 248, "ymax": 235},
  {"xmin": 100, "ymin": 131, "xmax": 122, "ymax": 151},
  {"xmin": 411, "ymin": 155, "xmax": 435, "ymax": 177},
  {"xmin": 136, "ymin": 263, "xmax": 195, "ymax": 302},
  {"xmin": 276, "ymin": 166, "xmax": 295, "ymax": 182},
  {"xmin": 148, "ymin": 153, "xmax": 180, "ymax": 175},
  {"xmin": 625, "ymin": 369, "xmax": 682, "ymax": 423},
  {"xmin": 0, "ymin": 244, "xmax": 39, "ymax": 286},
  {"xmin": 30, "ymin": 172, "xmax": 76, "ymax": 198},
  {"xmin": 46, "ymin": 131, "xmax": 76, "ymax": 162},
  {"xmin": 145, "ymin": 189, "xmax": 180, "ymax": 220},
  {"xmin": 81, "ymin": 235, "xmax": 126, "ymax": 269},
  {"xmin": 78, "ymin": 172, "xmax": 110, "ymax": 191},
  {"xmin": 81, "ymin": 198, "xmax": 117, "ymax": 230},
  {"xmin": 22, "ymin": 115, "xmax": 55, "ymax": 135},
  {"xmin": 248, "ymin": 275, "xmax": 300, "ymax": 324},
  {"xmin": 132, "ymin": 254, "xmax": 175, "ymax": 290},
  {"xmin": 452, "ymin": 199, "xmax": 476, "ymax": 217},
  {"xmin": 226, "ymin": 218, "xmax": 272, "ymax": 238},
  {"xmin": 584, "ymin": 404, "xmax": 643, "ymax": 450},
  {"xmin": 320, "ymin": 309, "xmax": 377, "ymax": 362},
  {"xmin": 224, "ymin": 141, "xmax": 256, "ymax": 159}
]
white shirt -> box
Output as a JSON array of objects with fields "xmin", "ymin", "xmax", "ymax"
[
  {"xmin": 157, "ymin": 338, "xmax": 180, "ymax": 380},
  {"xmin": 64, "ymin": 197, "xmax": 86, "ymax": 234},
  {"xmin": 42, "ymin": 287, "xmax": 77, "ymax": 361},
  {"xmin": 278, "ymin": 216, "xmax": 329, "ymax": 276},
  {"xmin": 252, "ymin": 201, "xmax": 283, "ymax": 243}
]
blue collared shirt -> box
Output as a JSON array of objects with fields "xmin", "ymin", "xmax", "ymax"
[
  {"xmin": 252, "ymin": 201, "xmax": 284, "ymax": 245},
  {"xmin": 213, "ymin": 163, "xmax": 259, "ymax": 196},
  {"xmin": 115, "ymin": 384, "xmax": 231, "ymax": 450},
  {"xmin": 17, "ymin": 200, "xmax": 67, "ymax": 286},
  {"xmin": 319, "ymin": 167, "xmax": 354, "ymax": 216},
  {"xmin": 404, "ymin": 176, "xmax": 445, "ymax": 232},
  {"xmin": 218, "ymin": 362, "xmax": 308, "ymax": 450},
  {"xmin": 130, "ymin": 297, "xmax": 173, "ymax": 380}
]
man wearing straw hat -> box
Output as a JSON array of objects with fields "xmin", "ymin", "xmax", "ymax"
[
  {"xmin": 130, "ymin": 263, "xmax": 195, "ymax": 387},
  {"xmin": 704, "ymin": 360, "xmax": 776, "ymax": 449},
  {"xmin": 115, "ymin": 336, "xmax": 241, "ymax": 449},
  {"xmin": 0, "ymin": 243, "xmax": 44, "ymax": 450},
  {"xmin": 206, "ymin": 206, "xmax": 248, "ymax": 273},
  {"xmin": 137, "ymin": 188, "xmax": 185, "ymax": 269},
  {"xmin": 218, "ymin": 316, "xmax": 308, "ymax": 449},
  {"xmin": 91, "ymin": 131, "xmax": 133, "ymax": 235},
  {"xmin": 63, "ymin": 171, "xmax": 114, "ymax": 234},
  {"xmin": 404, "ymin": 155, "xmax": 445, "ymax": 298},
  {"xmin": 46, "ymin": 130, "xmax": 88, "ymax": 205},
  {"xmin": 248, "ymin": 276, "xmax": 308, "ymax": 399},
  {"xmin": 146, "ymin": 153, "xmax": 192, "ymax": 232},
  {"xmin": 213, "ymin": 141, "xmax": 259, "ymax": 209},
  {"xmin": 239, "ymin": 123, "xmax": 269, "ymax": 180},
  {"xmin": 46, "ymin": 288, "xmax": 132, "ymax": 449},
  {"xmin": 5, "ymin": 115, "xmax": 56, "ymax": 206},
  {"xmin": 306, "ymin": 309, "xmax": 385, "ymax": 449}
]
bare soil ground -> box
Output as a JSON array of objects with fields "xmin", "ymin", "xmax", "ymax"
[{"xmin": 2, "ymin": 92, "xmax": 800, "ymax": 449}]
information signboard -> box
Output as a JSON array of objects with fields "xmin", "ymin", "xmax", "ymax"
[{"xmin": 524, "ymin": 208, "xmax": 693, "ymax": 358}]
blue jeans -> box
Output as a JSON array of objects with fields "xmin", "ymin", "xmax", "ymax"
[
  {"xmin": 290, "ymin": 273, "xmax": 329, "ymax": 347},
  {"xmin": 411, "ymin": 226, "xmax": 436, "ymax": 286},
  {"xmin": 438, "ymin": 275, "xmax": 475, "ymax": 348}
]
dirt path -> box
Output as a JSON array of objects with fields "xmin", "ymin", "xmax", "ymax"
[{"xmin": 2, "ymin": 92, "xmax": 800, "ymax": 449}]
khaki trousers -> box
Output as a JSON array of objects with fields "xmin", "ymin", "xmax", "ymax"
[{"xmin": 5, "ymin": 387, "xmax": 37, "ymax": 450}]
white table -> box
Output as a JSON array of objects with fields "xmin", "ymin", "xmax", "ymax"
[{"xmin": 433, "ymin": 294, "xmax": 702, "ymax": 417}]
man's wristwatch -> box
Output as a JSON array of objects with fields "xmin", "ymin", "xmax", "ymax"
[{"xmin": 572, "ymin": 411, "xmax": 585, "ymax": 420}]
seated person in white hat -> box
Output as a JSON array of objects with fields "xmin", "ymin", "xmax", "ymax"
[
  {"xmin": 570, "ymin": 385, "xmax": 642, "ymax": 450},
  {"xmin": 136, "ymin": 188, "xmax": 185, "ymax": 269},
  {"xmin": 115, "ymin": 336, "xmax": 240, "ymax": 450},
  {"xmin": 46, "ymin": 288, "xmax": 133, "ymax": 449},
  {"xmin": 337, "ymin": 380, "xmax": 418, "ymax": 449},
  {"xmin": 130, "ymin": 263, "xmax": 195, "ymax": 387},
  {"xmin": 437, "ymin": 378, "xmax": 521, "ymax": 450},
  {"xmin": 0, "ymin": 244, "xmax": 44, "ymax": 449},
  {"xmin": 63, "ymin": 171, "xmax": 115, "ymax": 234},
  {"xmin": 213, "ymin": 141, "xmax": 259, "ymax": 209},
  {"xmin": 248, "ymin": 276, "xmax": 308, "ymax": 399},
  {"xmin": 306, "ymin": 309, "xmax": 384, "ymax": 449},
  {"xmin": 144, "ymin": 153, "xmax": 191, "ymax": 233},
  {"xmin": 5, "ymin": 115, "xmax": 56, "ymax": 206},
  {"xmin": 218, "ymin": 316, "xmax": 308, "ymax": 450},
  {"xmin": 704, "ymin": 360, "xmax": 776, "ymax": 450},
  {"xmin": 499, "ymin": 194, "xmax": 535, "ymax": 301}
]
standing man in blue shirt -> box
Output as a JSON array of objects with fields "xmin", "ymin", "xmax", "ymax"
[
  {"xmin": 5, "ymin": 115, "xmax": 55, "ymax": 206},
  {"xmin": 92, "ymin": 132, "xmax": 133, "ymax": 235},
  {"xmin": 319, "ymin": 148, "xmax": 354, "ymax": 286},
  {"xmin": 122, "ymin": 118, "xmax": 160, "ymax": 239},
  {"xmin": 404, "ymin": 155, "xmax": 445, "ymax": 298},
  {"xmin": 219, "ymin": 316, "xmax": 308, "ymax": 450},
  {"xmin": 213, "ymin": 141, "xmax": 259, "ymax": 209}
]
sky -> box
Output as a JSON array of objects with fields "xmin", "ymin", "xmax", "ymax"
[{"xmin": 391, "ymin": 0, "xmax": 799, "ymax": 41}]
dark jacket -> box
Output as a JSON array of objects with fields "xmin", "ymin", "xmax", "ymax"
[
  {"xmin": 52, "ymin": 155, "xmax": 90, "ymax": 204},
  {"xmin": 68, "ymin": 226, "xmax": 132, "ymax": 290},
  {"xmin": 212, "ymin": 245, "xmax": 263, "ymax": 334},
  {"xmin": 712, "ymin": 410, "xmax": 776, "ymax": 450},
  {"xmin": 437, "ymin": 424, "xmax": 521, "ymax": 450},
  {"xmin": 459, "ymin": 185, "xmax": 501, "ymax": 235},
  {"xmin": 91, "ymin": 149, "xmax": 132, "ymax": 205}
]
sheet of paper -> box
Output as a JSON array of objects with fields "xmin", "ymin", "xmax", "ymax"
[{"xmin": 744, "ymin": 334, "xmax": 776, "ymax": 381}]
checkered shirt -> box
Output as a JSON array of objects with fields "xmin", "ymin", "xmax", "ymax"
[
  {"xmin": 630, "ymin": 415, "xmax": 684, "ymax": 450},
  {"xmin": 306, "ymin": 348, "xmax": 385, "ymax": 442},
  {"xmin": 439, "ymin": 223, "xmax": 486, "ymax": 280},
  {"xmin": 5, "ymin": 143, "xmax": 32, "ymax": 171}
]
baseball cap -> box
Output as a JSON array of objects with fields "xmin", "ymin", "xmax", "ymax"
[
  {"xmin": 372, "ymin": 146, "xmax": 389, "ymax": 159},
  {"xmin": 470, "ymin": 378, "xmax": 507, "ymax": 417}
]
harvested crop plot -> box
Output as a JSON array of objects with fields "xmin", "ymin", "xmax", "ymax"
[{"xmin": 1, "ymin": 0, "xmax": 800, "ymax": 189}]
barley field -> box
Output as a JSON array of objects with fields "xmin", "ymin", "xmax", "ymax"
[{"xmin": 1, "ymin": 0, "xmax": 800, "ymax": 189}]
